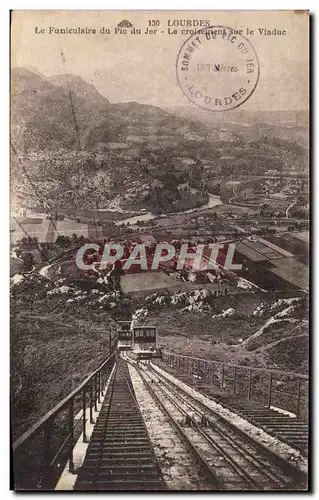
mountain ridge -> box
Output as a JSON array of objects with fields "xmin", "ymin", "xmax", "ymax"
[
  {"xmin": 11, "ymin": 67, "xmax": 214, "ymax": 152},
  {"xmin": 47, "ymin": 73, "xmax": 110, "ymax": 105},
  {"xmin": 11, "ymin": 67, "xmax": 307, "ymax": 214}
]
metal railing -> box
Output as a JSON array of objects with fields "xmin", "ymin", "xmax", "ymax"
[
  {"xmin": 12, "ymin": 352, "xmax": 116, "ymax": 490},
  {"xmin": 160, "ymin": 351, "xmax": 308, "ymax": 421}
]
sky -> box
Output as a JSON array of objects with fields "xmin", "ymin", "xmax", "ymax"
[{"xmin": 11, "ymin": 10, "xmax": 309, "ymax": 111}]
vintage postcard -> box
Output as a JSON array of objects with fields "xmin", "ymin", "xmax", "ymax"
[{"xmin": 11, "ymin": 10, "xmax": 309, "ymax": 491}]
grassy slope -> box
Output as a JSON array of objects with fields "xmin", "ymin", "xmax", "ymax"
[
  {"xmin": 11, "ymin": 277, "xmax": 118, "ymax": 440},
  {"xmin": 140, "ymin": 294, "xmax": 309, "ymax": 373},
  {"xmin": 143, "ymin": 309, "xmax": 270, "ymax": 367}
]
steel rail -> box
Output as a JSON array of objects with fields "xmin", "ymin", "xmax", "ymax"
[
  {"xmin": 149, "ymin": 362, "xmax": 308, "ymax": 488},
  {"xmin": 131, "ymin": 362, "xmax": 225, "ymax": 490},
  {"xmin": 149, "ymin": 366, "xmax": 294, "ymax": 488},
  {"xmin": 141, "ymin": 366, "xmax": 261, "ymax": 490}
]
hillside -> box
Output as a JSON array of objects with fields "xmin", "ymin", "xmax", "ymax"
[
  {"xmin": 11, "ymin": 68, "xmax": 308, "ymax": 213},
  {"xmin": 11, "ymin": 67, "xmax": 213, "ymax": 212},
  {"xmin": 132, "ymin": 290, "xmax": 308, "ymax": 374},
  {"xmin": 168, "ymin": 106, "xmax": 309, "ymax": 147},
  {"xmin": 11, "ymin": 67, "xmax": 111, "ymax": 151},
  {"xmin": 11, "ymin": 67, "xmax": 209, "ymax": 153},
  {"xmin": 47, "ymin": 73, "xmax": 110, "ymax": 105},
  {"xmin": 10, "ymin": 272, "xmax": 127, "ymax": 439}
]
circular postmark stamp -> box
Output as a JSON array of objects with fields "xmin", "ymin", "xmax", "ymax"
[{"xmin": 176, "ymin": 26, "xmax": 260, "ymax": 112}]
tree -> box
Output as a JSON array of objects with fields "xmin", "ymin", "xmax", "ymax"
[
  {"xmin": 260, "ymin": 203, "xmax": 274, "ymax": 218},
  {"xmin": 21, "ymin": 252, "xmax": 34, "ymax": 272},
  {"xmin": 15, "ymin": 247, "xmax": 22, "ymax": 258},
  {"xmin": 20, "ymin": 237, "xmax": 28, "ymax": 247},
  {"xmin": 56, "ymin": 235, "xmax": 71, "ymax": 248}
]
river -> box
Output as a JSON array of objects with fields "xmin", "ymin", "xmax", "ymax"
[{"xmin": 114, "ymin": 194, "xmax": 222, "ymax": 226}]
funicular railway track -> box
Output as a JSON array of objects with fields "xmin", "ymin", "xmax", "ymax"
[
  {"xmin": 158, "ymin": 353, "xmax": 309, "ymax": 456},
  {"xmin": 74, "ymin": 358, "xmax": 165, "ymax": 491},
  {"xmin": 13, "ymin": 314, "xmax": 307, "ymax": 492},
  {"xmin": 128, "ymin": 358, "xmax": 307, "ymax": 491}
]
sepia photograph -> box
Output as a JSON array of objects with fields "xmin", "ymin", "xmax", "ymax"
[{"xmin": 10, "ymin": 10, "xmax": 309, "ymax": 491}]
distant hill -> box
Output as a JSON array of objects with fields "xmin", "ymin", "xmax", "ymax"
[
  {"xmin": 13, "ymin": 67, "xmax": 307, "ymax": 153},
  {"xmin": 47, "ymin": 74, "xmax": 109, "ymax": 106},
  {"xmin": 10, "ymin": 68, "xmax": 213, "ymax": 212},
  {"xmin": 24, "ymin": 66, "xmax": 47, "ymax": 78},
  {"xmin": 168, "ymin": 106, "xmax": 308, "ymax": 127},
  {"xmin": 168, "ymin": 106, "xmax": 308, "ymax": 147},
  {"xmin": 11, "ymin": 67, "xmax": 111, "ymax": 151},
  {"xmin": 12, "ymin": 68, "xmax": 213, "ymax": 152},
  {"xmin": 11, "ymin": 68, "xmax": 308, "ymax": 213}
]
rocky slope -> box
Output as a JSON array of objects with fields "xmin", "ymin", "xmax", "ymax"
[
  {"xmin": 11, "ymin": 67, "xmax": 210, "ymax": 153},
  {"xmin": 133, "ymin": 290, "xmax": 308, "ymax": 373}
]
